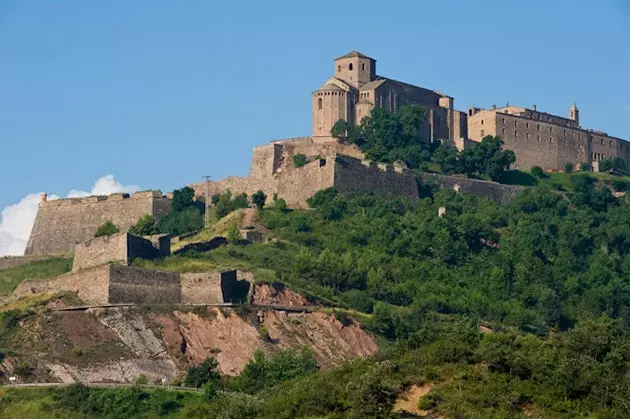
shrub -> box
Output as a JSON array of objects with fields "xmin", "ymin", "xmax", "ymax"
[
  {"xmin": 71, "ymin": 347, "xmax": 83, "ymax": 358},
  {"xmin": 185, "ymin": 357, "xmax": 220, "ymax": 388},
  {"xmin": 530, "ymin": 166, "xmax": 544, "ymax": 178},
  {"xmin": 333, "ymin": 310, "xmax": 352, "ymax": 326},
  {"xmin": 259, "ymin": 326, "xmax": 271, "ymax": 342},
  {"xmin": 252, "ymin": 190, "xmax": 267, "ymax": 209},
  {"xmin": 135, "ymin": 374, "xmax": 148, "ymax": 385},
  {"xmin": 226, "ymin": 223, "xmax": 242, "ymax": 244},
  {"xmin": 273, "ymin": 195, "xmax": 287, "ymax": 211},
  {"xmin": 94, "ymin": 220, "xmax": 119, "ymax": 237},
  {"xmin": 129, "ymin": 214, "xmax": 160, "ymax": 236},
  {"xmin": 564, "ymin": 162, "xmax": 574, "ymax": 173},
  {"xmin": 293, "ymin": 154, "xmax": 307, "ymax": 168}
]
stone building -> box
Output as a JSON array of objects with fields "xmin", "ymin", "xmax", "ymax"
[
  {"xmin": 467, "ymin": 104, "xmax": 629, "ymax": 171},
  {"xmin": 25, "ymin": 190, "xmax": 172, "ymax": 256},
  {"xmin": 312, "ymin": 51, "xmax": 468, "ymax": 143}
]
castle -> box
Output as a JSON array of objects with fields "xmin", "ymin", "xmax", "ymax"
[
  {"xmin": 23, "ymin": 51, "xmax": 627, "ymax": 256},
  {"xmin": 467, "ymin": 104, "xmax": 629, "ymax": 170},
  {"xmin": 312, "ymin": 51, "xmax": 467, "ymax": 143}
]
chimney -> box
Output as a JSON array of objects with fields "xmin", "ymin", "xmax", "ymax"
[
  {"xmin": 533, "ymin": 105, "xmax": 537, "ymax": 111},
  {"xmin": 491, "ymin": 104, "xmax": 496, "ymax": 110},
  {"xmin": 40, "ymin": 193, "xmax": 48, "ymax": 202}
]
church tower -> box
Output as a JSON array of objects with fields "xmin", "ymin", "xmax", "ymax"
[
  {"xmin": 333, "ymin": 51, "xmax": 376, "ymax": 89},
  {"xmin": 569, "ymin": 103, "xmax": 580, "ymax": 125}
]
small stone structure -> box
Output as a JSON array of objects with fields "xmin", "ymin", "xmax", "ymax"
[
  {"xmin": 240, "ymin": 227, "xmax": 262, "ymax": 243},
  {"xmin": 180, "ymin": 270, "xmax": 242, "ymax": 304},
  {"xmin": 13, "ymin": 265, "xmax": 251, "ymax": 306},
  {"xmin": 25, "ymin": 190, "xmax": 172, "ymax": 256},
  {"xmin": 72, "ymin": 232, "xmax": 170, "ymax": 272}
]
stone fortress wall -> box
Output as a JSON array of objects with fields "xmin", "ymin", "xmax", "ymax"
[
  {"xmin": 25, "ymin": 191, "xmax": 172, "ymax": 256},
  {"xmin": 421, "ymin": 173, "xmax": 524, "ymax": 205},
  {"xmin": 72, "ymin": 232, "xmax": 171, "ymax": 272},
  {"xmin": 0, "ymin": 255, "xmax": 55, "ymax": 271},
  {"xmin": 13, "ymin": 264, "xmax": 249, "ymax": 306},
  {"xmin": 191, "ymin": 137, "xmax": 418, "ymax": 208}
]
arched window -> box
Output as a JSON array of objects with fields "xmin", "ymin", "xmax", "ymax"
[
  {"xmin": 337, "ymin": 65, "xmax": 341, "ymax": 73},
  {"xmin": 349, "ymin": 63, "xmax": 353, "ymax": 70},
  {"xmin": 318, "ymin": 98, "xmax": 322, "ymax": 110},
  {"xmin": 361, "ymin": 63, "xmax": 365, "ymax": 71}
]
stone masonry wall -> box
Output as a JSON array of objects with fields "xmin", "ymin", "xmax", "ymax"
[
  {"xmin": 422, "ymin": 173, "xmax": 524, "ymax": 205},
  {"xmin": 0, "ymin": 255, "xmax": 54, "ymax": 271},
  {"xmin": 25, "ymin": 191, "xmax": 172, "ymax": 256},
  {"xmin": 108, "ymin": 265, "xmax": 181, "ymax": 304},
  {"xmin": 73, "ymin": 233, "xmax": 128, "ymax": 272},
  {"xmin": 73, "ymin": 233, "xmax": 168, "ymax": 272},
  {"xmin": 334, "ymin": 156, "xmax": 419, "ymax": 200},
  {"xmin": 12, "ymin": 265, "xmax": 111, "ymax": 305}
]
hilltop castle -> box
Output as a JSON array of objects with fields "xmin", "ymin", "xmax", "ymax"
[
  {"xmin": 312, "ymin": 51, "xmax": 467, "ymax": 143},
  {"xmin": 467, "ymin": 104, "xmax": 628, "ymax": 170},
  {"xmin": 23, "ymin": 51, "xmax": 627, "ymax": 256}
]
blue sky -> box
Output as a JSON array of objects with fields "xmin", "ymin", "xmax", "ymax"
[{"xmin": 1, "ymin": 0, "xmax": 629, "ymax": 211}]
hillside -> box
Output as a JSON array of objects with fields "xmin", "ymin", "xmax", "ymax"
[{"xmin": 4, "ymin": 175, "xmax": 630, "ymax": 417}]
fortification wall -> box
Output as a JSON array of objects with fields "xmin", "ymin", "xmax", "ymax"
[
  {"xmin": 73, "ymin": 233, "xmax": 128, "ymax": 272},
  {"xmin": 334, "ymin": 156, "xmax": 419, "ymax": 200},
  {"xmin": 13, "ymin": 265, "xmax": 111, "ymax": 304},
  {"xmin": 422, "ymin": 173, "xmax": 524, "ymax": 204},
  {"xmin": 0, "ymin": 255, "xmax": 54, "ymax": 271},
  {"xmin": 108, "ymin": 265, "xmax": 181, "ymax": 304},
  {"xmin": 25, "ymin": 191, "xmax": 172, "ymax": 256},
  {"xmin": 180, "ymin": 271, "xmax": 233, "ymax": 304},
  {"xmin": 277, "ymin": 157, "xmax": 336, "ymax": 207},
  {"xmin": 72, "ymin": 233, "xmax": 169, "ymax": 272}
]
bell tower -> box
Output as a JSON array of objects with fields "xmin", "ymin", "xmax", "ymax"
[
  {"xmin": 333, "ymin": 51, "xmax": 376, "ymax": 89},
  {"xmin": 569, "ymin": 102, "xmax": 579, "ymax": 125}
]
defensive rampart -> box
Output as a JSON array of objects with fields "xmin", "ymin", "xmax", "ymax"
[
  {"xmin": 334, "ymin": 156, "xmax": 419, "ymax": 200},
  {"xmin": 421, "ymin": 173, "xmax": 524, "ymax": 205},
  {"xmin": 25, "ymin": 191, "xmax": 172, "ymax": 256},
  {"xmin": 108, "ymin": 265, "xmax": 180, "ymax": 304},
  {"xmin": 73, "ymin": 232, "xmax": 171, "ymax": 272}
]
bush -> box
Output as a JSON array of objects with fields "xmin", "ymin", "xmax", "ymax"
[
  {"xmin": 94, "ymin": 220, "xmax": 119, "ymax": 237},
  {"xmin": 135, "ymin": 374, "xmax": 148, "ymax": 385},
  {"xmin": 185, "ymin": 357, "xmax": 220, "ymax": 388},
  {"xmin": 273, "ymin": 194, "xmax": 287, "ymax": 211},
  {"xmin": 129, "ymin": 214, "xmax": 160, "ymax": 236},
  {"xmin": 71, "ymin": 347, "xmax": 83, "ymax": 358},
  {"xmin": 158, "ymin": 207, "xmax": 203, "ymax": 236},
  {"xmin": 563, "ymin": 162, "xmax": 574, "ymax": 173},
  {"xmin": 259, "ymin": 326, "xmax": 271, "ymax": 342},
  {"xmin": 226, "ymin": 223, "xmax": 242, "ymax": 244},
  {"xmin": 293, "ymin": 154, "xmax": 307, "ymax": 168},
  {"xmin": 252, "ymin": 190, "xmax": 267, "ymax": 209},
  {"xmin": 530, "ymin": 166, "xmax": 544, "ymax": 177}
]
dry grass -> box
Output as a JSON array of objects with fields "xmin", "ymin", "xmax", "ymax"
[{"xmin": 171, "ymin": 209, "xmax": 245, "ymax": 251}]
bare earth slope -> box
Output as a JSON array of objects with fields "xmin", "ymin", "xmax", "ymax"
[{"xmin": 1, "ymin": 293, "xmax": 377, "ymax": 384}]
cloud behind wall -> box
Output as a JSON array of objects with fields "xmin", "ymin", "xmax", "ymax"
[{"xmin": 0, "ymin": 175, "xmax": 139, "ymax": 256}]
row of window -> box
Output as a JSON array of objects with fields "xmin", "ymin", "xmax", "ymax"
[
  {"xmin": 360, "ymin": 92, "xmax": 371, "ymax": 98},
  {"xmin": 337, "ymin": 62, "xmax": 367, "ymax": 72}
]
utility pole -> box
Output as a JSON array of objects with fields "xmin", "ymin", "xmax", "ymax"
[{"xmin": 203, "ymin": 175, "xmax": 211, "ymax": 229}]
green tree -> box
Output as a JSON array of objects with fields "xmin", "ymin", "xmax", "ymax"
[
  {"xmin": 172, "ymin": 186, "xmax": 197, "ymax": 212},
  {"xmin": 158, "ymin": 207, "xmax": 203, "ymax": 236},
  {"xmin": 251, "ymin": 190, "xmax": 267, "ymax": 209},
  {"xmin": 226, "ymin": 222, "xmax": 242, "ymax": 244},
  {"xmin": 331, "ymin": 119, "xmax": 351, "ymax": 140},
  {"xmin": 185, "ymin": 357, "xmax": 220, "ymax": 388},
  {"xmin": 94, "ymin": 220, "xmax": 119, "ymax": 237},
  {"xmin": 129, "ymin": 214, "xmax": 160, "ymax": 236}
]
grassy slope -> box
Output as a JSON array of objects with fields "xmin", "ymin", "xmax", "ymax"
[{"xmin": 0, "ymin": 257, "xmax": 73, "ymax": 296}]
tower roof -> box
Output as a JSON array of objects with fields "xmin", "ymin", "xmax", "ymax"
[
  {"xmin": 570, "ymin": 102, "xmax": 579, "ymax": 110},
  {"xmin": 334, "ymin": 51, "xmax": 375, "ymax": 61}
]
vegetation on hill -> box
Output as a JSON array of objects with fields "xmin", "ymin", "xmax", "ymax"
[{"xmin": 0, "ymin": 257, "xmax": 72, "ymax": 295}]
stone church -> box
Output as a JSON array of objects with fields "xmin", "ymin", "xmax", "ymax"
[{"xmin": 312, "ymin": 51, "xmax": 468, "ymax": 143}]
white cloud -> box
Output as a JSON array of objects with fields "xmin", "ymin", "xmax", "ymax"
[{"xmin": 0, "ymin": 175, "xmax": 139, "ymax": 256}]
